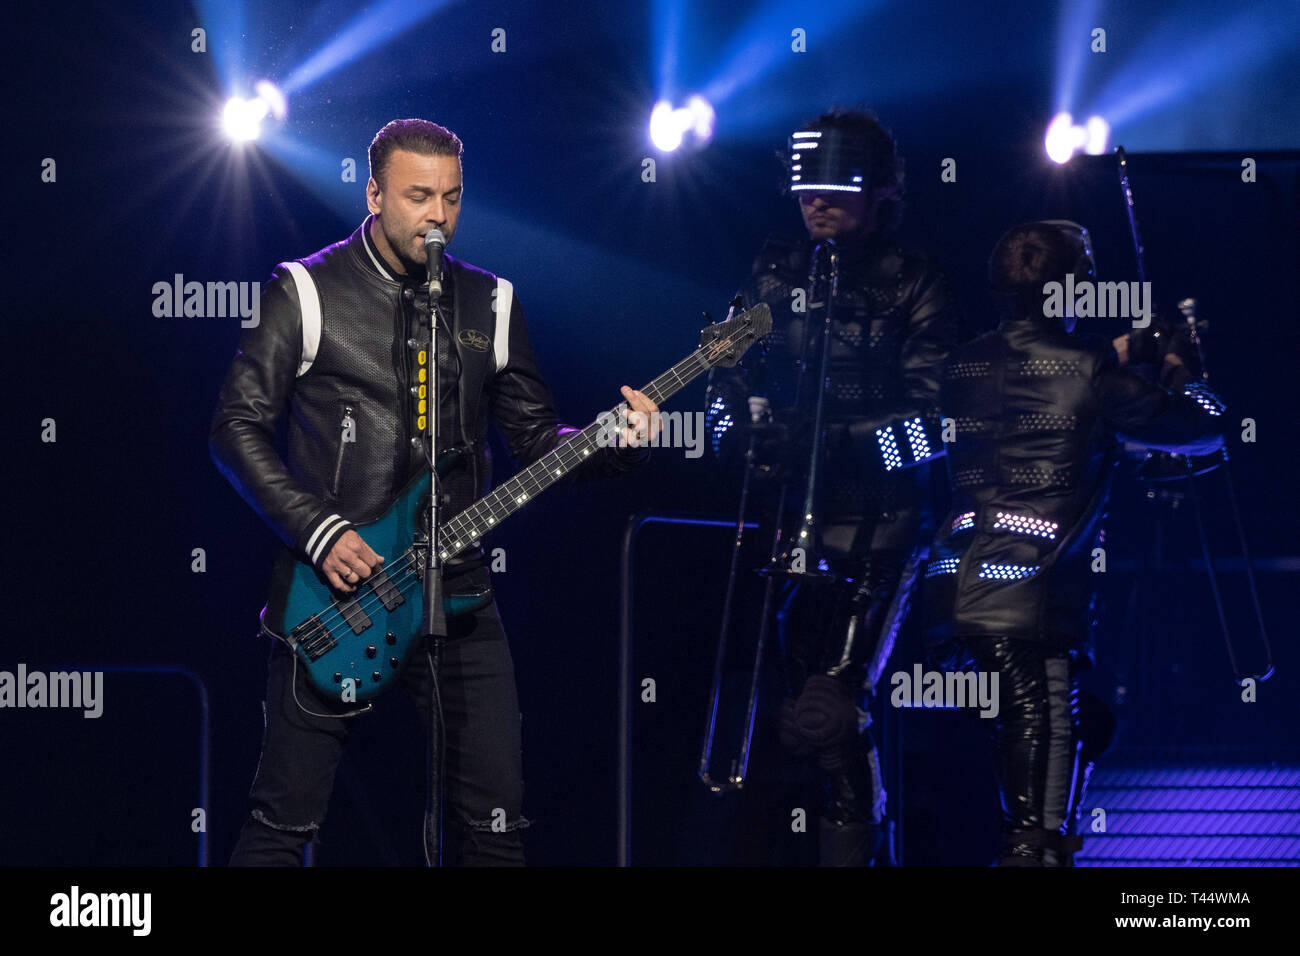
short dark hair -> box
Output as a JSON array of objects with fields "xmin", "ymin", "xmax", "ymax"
[
  {"xmin": 368, "ymin": 119, "xmax": 463, "ymax": 189},
  {"xmin": 804, "ymin": 108, "xmax": 905, "ymax": 235},
  {"xmin": 989, "ymin": 222, "xmax": 1079, "ymax": 316}
]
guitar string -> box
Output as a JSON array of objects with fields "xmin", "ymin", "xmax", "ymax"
[
  {"xmin": 290, "ymin": 326, "xmax": 758, "ymax": 647},
  {"xmin": 301, "ymin": 448, "xmax": 582, "ymax": 640},
  {"xmin": 301, "ymin": 416, "xmax": 614, "ymax": 637},
  {"xmin": 293, "ymin": 338, "xmax": 744, "ymax": 642},
  {"xmin": 294, "ymin": 336, "xmax": 745, "ymax": 642}
]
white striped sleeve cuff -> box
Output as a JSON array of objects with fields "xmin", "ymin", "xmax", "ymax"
[{"xmin": 299, "ymin": 511, "xmax": 354, "ymax": 570}]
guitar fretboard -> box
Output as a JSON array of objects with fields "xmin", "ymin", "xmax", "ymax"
[{"xmin": 437, "ymin": 312, "xmax": 764, "ymax": 560}]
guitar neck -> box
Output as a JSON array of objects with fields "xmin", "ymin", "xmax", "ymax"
[{"xmin": 437, "ymin": 344, "xmax": 714, "ymax": 561}]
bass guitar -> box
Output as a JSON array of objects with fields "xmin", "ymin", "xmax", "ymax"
[{"xmin": 259, "ymin": 304, "xmax": 772, "ymax": 701}]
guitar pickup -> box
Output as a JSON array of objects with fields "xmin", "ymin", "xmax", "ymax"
[
  {"xmin": 368, "ymin": 567, "xmax": 405, "ymax": 612},
  {"xmin": 293, "ymin": 614, "xmax": 338, "ymax": 661},
  {"xmin": 335, "ymin": 597, "xmax": 372, "ymax": 635}
]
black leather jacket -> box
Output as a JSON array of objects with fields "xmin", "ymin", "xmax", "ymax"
[
  {"xmin": 210, "ymin": 219, "xmax": 644, "ymax": 575},
  {"xmin": 706, "ymin": 233, "xmax": 960, "ymax": 553},
  {"xmin": 922, "ymin": 316, "xmax": 1226, "ymax": 650}
]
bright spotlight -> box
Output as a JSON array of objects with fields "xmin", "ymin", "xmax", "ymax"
[
  {"xmin": 223, "ymin": 97, "xmax": 268, "ymax": 142},
  {"xmin": 649, "ymin": 95, "xmax": 715, "ymax": 153},
  {"xmin": 222, "ymin": 80, "xmax": 288, "ymax": 144},
  {"xmin": 687, "ymin": 95, "xmax": 715, "ymax": 143},
  {"xmin": 649, "ymin": 101, "xmax": 683, "ymax": 152},
  {"xmin": 255, "ymin": 80, "xmax": 289, "ymax": 122},
  {"xmin": 1083, "ymin": 115, "xmax": 1109, "ymax": 155},
  {"xmin": 1044, "ymin": 111, "xmax": 1092, "ymax": 165},
  {"xmin": 1045, "ymin": 112, "xmax": 1077, "ymax": 164}
]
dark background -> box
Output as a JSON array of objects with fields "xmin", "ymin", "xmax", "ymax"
[{"xmin": 4, "ymin": 0, "xmax": 1297, "ymax": 865}]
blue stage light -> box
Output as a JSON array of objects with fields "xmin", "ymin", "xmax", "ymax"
[
  {"xmin": 221, "ymin": 80, "xmax": 286, "ymax": 143},
  {"xmin": 1045, "ymin": 111, "xmax": 1107, "ymax": 164},
  {"xmin": 1045, "ymin": 111, "xmax": 1083, "ymax": 164},
  {"xmin": 223, "ymin": 96, "xmax": 267, "ymax": 142},
  {"xmin": 649, "ymin": 96, "xmax": 714, "ymax": 153}
]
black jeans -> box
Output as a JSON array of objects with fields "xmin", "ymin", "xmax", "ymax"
[{"xmin": 229, "ymin": 574, "xmax": 527, "ymax": 866}]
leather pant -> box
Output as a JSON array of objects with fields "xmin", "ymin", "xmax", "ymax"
[
  {"xmin": 774, "ymin": 549, "xmax": 920, "ymax": 866},
  {"xmin": 966, "ymin": 636, "xmax": 1108, "ymax": 866}
]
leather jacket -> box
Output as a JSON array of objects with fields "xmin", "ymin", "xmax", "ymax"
[
  {"xmin": 210, "ymin": 219, "xmax": 645, "ymax": 576},
  {"xmin": 922, "ymin": 315, "xmax": 1226, "ymax": 651},
  {"xmin": 705, "ymin": 233, "xmax": 960, "ymax": 553}
]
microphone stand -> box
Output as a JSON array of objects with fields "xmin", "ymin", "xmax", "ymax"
[{"xmin": 420, "ymin": 237, "xmax": 448, "ymax": 867}]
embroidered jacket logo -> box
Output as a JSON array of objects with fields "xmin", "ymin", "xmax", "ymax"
[{"xmin": 457, "ymin": 329, "xmax": 490, "ymax": 352}]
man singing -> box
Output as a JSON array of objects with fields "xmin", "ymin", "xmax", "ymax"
[{"xmin": 211, "ymin": 118, "xmax": 657, "ymax": 865}]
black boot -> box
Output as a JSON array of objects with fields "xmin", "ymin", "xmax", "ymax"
[
  {"xmin": 997, "ymin": 827, "xmax": 1081, "ymax": 867},
  {"xmin": 819, "ymin": 816, "xmax": 885, "ymax": 867}
]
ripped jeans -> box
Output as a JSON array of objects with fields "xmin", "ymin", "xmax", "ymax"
[{"xmin": 229, "ymin": 580, "xmax": 527, "ymax": 866}]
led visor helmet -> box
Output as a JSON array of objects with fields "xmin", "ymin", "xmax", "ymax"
[{"xmin": 788, "ymin": 129, "xmax": 870, "ymax": 194}]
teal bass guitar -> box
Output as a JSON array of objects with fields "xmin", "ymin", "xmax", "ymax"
[{"xmin": 258, "ymin": 304, "xmax": 772, "ymax": 701}]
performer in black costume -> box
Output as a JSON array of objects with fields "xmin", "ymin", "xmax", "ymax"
[
  {"xmin": 706, "ymin": 109, "xmax": 961, "ymax": 865},
  {"xmin": 922, "ymin": 221, "xmax": 1226, "ymax": 865}
]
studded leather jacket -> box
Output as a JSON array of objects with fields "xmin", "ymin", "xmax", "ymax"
[
  {"xmin": 705, "ymin": 233, "xmax": 961, "ymax": 555},
  {"xmin": 922, "ymin": 316, "xmax": 1226, "ymax": 651},
  {"xmin": 210, "ymin": 219, "xmax": 645, "ymax": 577}
]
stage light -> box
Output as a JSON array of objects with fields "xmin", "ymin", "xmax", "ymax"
[
  {"xmin": 1045, "ymin": 111, "xmax": 1078, "ymax": 164},
  {"xmin": 649, "ymin": 101, "xmax": 684, "ymax": 152},
  {"xmin": 649, "ymin": 95, "xmax": 715, "ymax": 153},
  {"xmin": 223, "ymin": 96, "xmax": 268, "ymax": 142},
  {"xmin": 687, "ymin": 95, "xmax": 715, "ymax": 143},
  {"xmin": 255, "ymin": 80, "xmax": 288, "ymax": 122},
  {"xmin": 222, "ymin": 80, "xmax": 287, "ymax": 144},
  {"xmin": 1044, "ymin": 111, "xmax": 1089, "ymax": 164},
  {"xmin": 1084, "ymin": 115, "xmax": 1109, "ymax": 155}
]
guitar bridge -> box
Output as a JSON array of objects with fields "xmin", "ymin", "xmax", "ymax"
[{"xmin": 293, "ymin": 614, "xmax": 338, "ymax": 661}]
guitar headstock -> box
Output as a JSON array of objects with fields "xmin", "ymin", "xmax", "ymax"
[{"xmin": 699, "ymin": 303, "xmax": 772, "ymax": 368}]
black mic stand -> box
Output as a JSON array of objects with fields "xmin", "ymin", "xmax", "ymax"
[{"xmin": 420, "ymin": 246, "xmax": 449, "ymax": 867}]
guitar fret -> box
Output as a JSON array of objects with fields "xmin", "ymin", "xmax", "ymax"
[{"xmin": 436, "ymin": 308, "xmax": 769, "ymax": 562}]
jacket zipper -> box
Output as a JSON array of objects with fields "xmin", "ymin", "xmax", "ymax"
[{"xmin": 332, "ymin": 402, "xmax": 356, "ymax": 497}]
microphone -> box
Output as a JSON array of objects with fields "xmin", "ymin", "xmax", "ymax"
[{"xmin": 424, "ymin": 229, "xmax": 446, "ymax": 298}]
